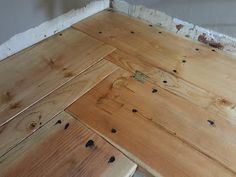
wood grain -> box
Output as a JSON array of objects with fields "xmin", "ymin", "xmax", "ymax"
[
  {"xmin": 0, "ymin": 28, "xmax": 115, "ymax": 126},
  {"xmin": 0, "ymin": 112, "xmax": 137, "ymax": 177},
  {"xmin": 105, "ymin": 50, "xmax": 236, "ymax": 125},
  {"xmin": 73, "ymin": 11, "xmax": 236, "ymax": 116},
  {"xmin": 67, "ymin": 69, "xmax": 236, "ymax": 177},
  {"xmin": 0, "ymin": 60, "xmax": 118, "ymax": 157}
]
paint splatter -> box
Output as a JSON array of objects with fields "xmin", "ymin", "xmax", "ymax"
[
  {"xmin": 198, "ymin": 33, "xmax": 224, "ymax": 49},
  {"xmin": 176, "ymin": 24, "xmax": 184, "ymax": 32}
]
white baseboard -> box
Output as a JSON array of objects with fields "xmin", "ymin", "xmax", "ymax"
[
  {"xmin": 0, "ymin": 0, "xmax": 109, "ymax": 61},
  {"xmin": 3, "ymin": 0, "xmax": 236, "ymax": 60},
  {"xmin": 113, "ymin": 0, "xmax": 236, "ymax": 57}
]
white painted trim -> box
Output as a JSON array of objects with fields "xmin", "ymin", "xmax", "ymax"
[
  {"xmin": 0, "ymin": 0, "xmax": 110, "ymax": 61},
  {"xmin": 113, "ymin": 0, "xmax": 236, "ymax": 57}
]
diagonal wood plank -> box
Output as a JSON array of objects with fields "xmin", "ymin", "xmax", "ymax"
[
  {"xmin": 0, "ymin": 111, "xmax": 137, "ymax": 177},
  {"xmin": 0, "ymin": 28, "xmax": 115, "ymax": 126},
  {"xmin": 73, "ymin": 11, "xmax": 236, "ymax": 114},
  {"xmin": 105, "ymin": 50, "xmax": 236, "ymax": 125},
  {"xmin": 66, "ymin": 69, "xmax": 236, "ymax": 177},
  {"xmin": 0, "ymin": 60, "xmax": 118, "ymax": 157}
]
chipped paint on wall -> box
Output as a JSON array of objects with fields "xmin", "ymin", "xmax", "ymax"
[
  {"xmin": 0, "ymin": 0, "xmax": 109, "ymax": 61},
  {"xmin": 113, "ymin": 0, "xmax": 236, "ymax": 57}
]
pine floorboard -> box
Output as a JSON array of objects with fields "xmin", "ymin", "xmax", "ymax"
[{"xmin": 2, "ymin": 9, "xmax": 236, "ymax": 177}]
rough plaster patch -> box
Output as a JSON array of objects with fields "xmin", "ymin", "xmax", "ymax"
[
  {"xmin": 113, "ymin": 0, "xmax": 236, "ymax": 57},
  {"xmin": 0, "ymin": 0, "xmax": 109, "ymax": 61}
]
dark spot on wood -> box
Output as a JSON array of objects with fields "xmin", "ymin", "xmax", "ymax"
[
  {"xmin": 38, "ymin": 115, "xmax": 42, "ymax": 119},
  {"xmin": 195, "ymin": 48, "xmax": 199, "ymax": 51},
  {"xmin": 158, "ymin": 31, "xmax": 162, "ymax": 34},
  {"xmin": 59, "ymin": 33, "xmax": 63, "ymax": 36},
  {"xmin": 108, "ymin": 156, "xmax": 115, "ymax": 163},
  {"xmin": 132, "ymin": 109, "xmax": 138, "ymax": 113},
  {"xmin": 64, "ymin": 72, "xmax": 73, "ymax": 78},
  {"xmin": 30, "ymin": 122, "xmax": 37, "ymax": 128},
  {"xmin": 149, "ymin": 24, "xmax": 153, "ymax": 27},
  {"xmin": 6, "ymin": 92, "xmax": 12, "ymax": 99},
  {"xmin": 64, "ymin": 123, "xmax": 70, "ymax": 130},
  {"xmin": 130, "ymin": 31, "xmax": 135, "ymax": 34},
  {"xmin": 163, "ymin": 80, "xmax": 167, "ymax": 84},
  {"xmin": 111, "ymin": 128, "xmax": 117, "ymax": 133},
  {"xmin": 39, "ymin": 122, "xmax": 42, "ymax": 125},
  {"xmin": 10, "ymin": 101, "xmax": 21, "ymax": 109},
  {"xmin": 85, "ymin": 140, "xmax": 94, "ymax": 148},
  {"xmin": 173, "ymin": 70, "xmax": 177, "ymax": 73},
  {"xmin": 182, "ymin": 60, "xmax": 186, "ymax": 63},
  {"xmin": 176, "ymin": 24, "xmax": 184, "ymax": 32},
  {"xmin": 48, "ymin": 59, "xmax": 55, "ymax": 69},
  {"xmin": 198, "ymin": 33, "xmax": 224, "ymax": 49},
  {"xmin": 212, "ymin": 49, "xmax": 216, "ymax": 52},
  {"xmin": 152, "ymin": 88, "xmax": 158, "ymax": 93},
  {"xmin": 55, "ymin": 120, "xmax": 62, "ymax": 125},
  {"xmin": 29, "ymin": 122, "xmax": 37, "ymax": 130},
  {"xmin": 98, "ymin": 31, "xmax": 102, "ymax": 34},
  {"xmin": 62, "ymin": 67, "xmax": 67, "ymax": 71},
  {"xmin": 97, "ymin": 95, "xmax": 107, "ymax": 105},
  {"xmin": 218, "ymin": 98, "xmax": 232, "ymax": 107},
  {"xmin": 207, "ymin": 120, "xmax": 215, "ymax": 127}
]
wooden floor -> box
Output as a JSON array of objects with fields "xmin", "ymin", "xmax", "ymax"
[{"xmin": 1, "ymin": 10, "xmax": 236, "ymax": 177}]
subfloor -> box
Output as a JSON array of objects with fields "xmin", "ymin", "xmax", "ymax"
[{"xmin": 1, "ymin": 10, "xmax": 236, "ymax": 177}]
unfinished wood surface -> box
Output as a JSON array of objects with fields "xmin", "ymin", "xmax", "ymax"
[
  {"xmin": 73, "ymin": 11, "xmax": 236, "ymax": 115},
  {"xmin": 0, "ymin": 112, "xmax": 137, "ymax": 177},
  {"xmin": 105, "ymin": 50, "xmax": 236, "ymax": 125},
  {"xmin": 67, "ymin": 69, "xmax": 235, "ymax": 177},
  {"xmin": 0, "ymin": 28, "xmax": 115, "ymax": 126},
  {"xmin": 0, "ymin": 60, "xmax": 118, "ymax": 157}
]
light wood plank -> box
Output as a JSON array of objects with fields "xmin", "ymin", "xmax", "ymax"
[
  {"xmin": 67, "ymin": 69, "xmax": 236, "ymax": 177},
  {"xmin": 105, "ymin": 50, "xmax": 236, "ymax": 125},
  {"xmin": 0, "ymin": 111, "xmax": 137, "ymax": 177},
  {"xmin": 73, "ymin": 11, "xmax": 236, "ymax": 115},
  {"xmin": 0, "ymin": 28, "xmax": 115, "ymax": 126},
  {"xmin": 0, "ymin": 60, "xmax": 118, "ymax": 157}
]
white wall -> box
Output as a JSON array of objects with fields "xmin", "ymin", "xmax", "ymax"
[
  {"xmin": 0, "ymin": 0, "xmax": 109, "ymax": 60},
  {"xmin": 0, "ymin": 0, "xmax": 98, "ymax": 44},
  {"xmin": 113, "ymin": 0, "xmax": 236, "ymax": 57},
  {"xmin": 123, "ymin": 0, "xmax": 236, "ymax": 38}
]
